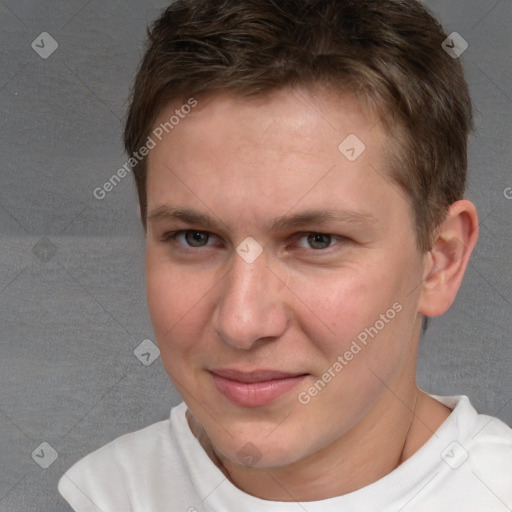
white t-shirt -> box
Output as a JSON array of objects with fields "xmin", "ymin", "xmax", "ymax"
[{"xmin": 58, "ymin": 395, "xmax": 512, "ymax": 511}]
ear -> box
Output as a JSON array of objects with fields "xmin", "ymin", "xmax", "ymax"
[{"xmin": 418, "ymin": 200, "xmax": 479, "ymax": 317}]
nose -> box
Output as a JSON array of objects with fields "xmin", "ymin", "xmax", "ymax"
[{"xmin": 212, "ymin": 250, "xmax": 289, "ymax": 350}]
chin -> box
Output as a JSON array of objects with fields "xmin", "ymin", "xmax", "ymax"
[{"xmin": 211, "ymin": 426, "xmax": 311, "ymax": 469}]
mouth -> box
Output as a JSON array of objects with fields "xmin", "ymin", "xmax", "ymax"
[{"xmin": 209, "ymin": 368, "xmax": 309, "ymax": 408}]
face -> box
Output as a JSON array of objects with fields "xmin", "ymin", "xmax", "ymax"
[{"xmin": 145, "ymin": 87, "xmax": 427, "ymax": 468}]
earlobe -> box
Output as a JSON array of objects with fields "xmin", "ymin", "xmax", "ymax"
[{"xmin": 418, "ymin": 200, "xmax": 479, "ymax": 317}]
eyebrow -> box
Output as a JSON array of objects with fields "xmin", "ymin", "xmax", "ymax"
[{"xmin": 147, "ymin": 206, "xmax": 377, "ymax": 232}]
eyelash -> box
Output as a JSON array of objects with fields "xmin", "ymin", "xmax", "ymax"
[{"xmin": 160, "ymin": 230, "xmax": 347, "ymax": 254}]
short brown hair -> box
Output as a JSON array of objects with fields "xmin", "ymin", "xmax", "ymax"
[{"xmin": 124, "ymin": 0, "xmax": 473, "ymax": 252}]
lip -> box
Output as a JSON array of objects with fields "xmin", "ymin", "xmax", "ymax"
[{"xmin": 210, "ymin": 368, "xmax": 308, "ymax": 407}]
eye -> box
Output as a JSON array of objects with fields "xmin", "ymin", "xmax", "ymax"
[
  {"xmin": 296, "ymin": 233, "xmax": 338, "ymax": 250},
  {"xmin": 169, "ymin": 230, "xmax": 214, "ymax": 248}
]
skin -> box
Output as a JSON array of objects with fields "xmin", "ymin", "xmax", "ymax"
[{"xmin": 144, "ymin": 86, "xmax": 479, "ymax": 501}]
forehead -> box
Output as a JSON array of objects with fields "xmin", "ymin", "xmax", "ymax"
[
  {"xmin": 151, "ymin": 87, "xmax": 381, "ymax": 158},
  {"xmin": 144, "ymin": 87, "xmax": 408, "ymax": 234}
]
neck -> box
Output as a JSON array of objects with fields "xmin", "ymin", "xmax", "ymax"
[{"xmin": 188, "ymin": 386, "xmax": 451, "ymax": 501}]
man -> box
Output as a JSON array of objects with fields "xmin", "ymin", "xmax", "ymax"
[{"xmin": 59, "ymin": 0, "xmax": 512, "ymax": 510}]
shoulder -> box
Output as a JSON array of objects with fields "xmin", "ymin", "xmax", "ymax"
[
  {"xmin": 58, "ymin": 403, "xmax": 198, "ymax": 511},
  {"xmin": 68, "ymin": 415, "xmax": 172, "ymax": 471},
  {"xmin": 440, "ymin": 394, "xmax": 512, "ymax": 449},
  {"xmin": 466, "ymin": 405, "xmax": 512, "ymax": 479},
  {"xmin": 426, "ymin": 395, "xmax": 512, "ymax": 506}
]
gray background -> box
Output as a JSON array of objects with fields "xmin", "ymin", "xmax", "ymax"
[{"xmin": 0, "ymin": 0, "xmax": 511, "ymax": 510}]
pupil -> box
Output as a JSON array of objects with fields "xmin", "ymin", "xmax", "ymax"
[
  {"xmin": 187, "ymin": 231, "xmax": 208, "ymax": 246},
  {"xmin": 308, "ymin": 233, "xmax": 331, "ymax": 249}
]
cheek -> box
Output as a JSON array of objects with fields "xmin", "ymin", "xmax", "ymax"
[
  {"xmin": 293, "ymin": 268, "xmax": 416, "ymax": 425},
  {"xmin": 298, "ymin": 259, "xmax": 416, "ymax": 363},
  {"xmin": 145, "ymin": 251, "xmax": 210, "ymax": 362},
  {"xmin": 298, "ymin": 270, "xmax": 385, "ymax": 344}
]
